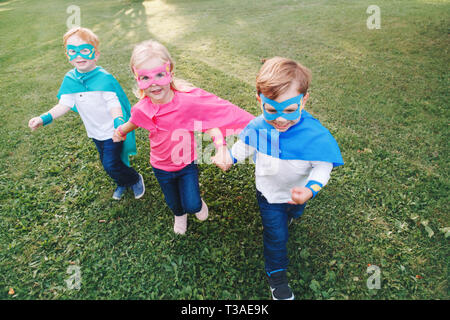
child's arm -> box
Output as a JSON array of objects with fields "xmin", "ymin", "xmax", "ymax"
[
  {"xmin": 28, "ymin": 103, "xmax": 71, "ymax": 131},
  {"xmin": 112, "ymin": 121, "xmax": 138, "ymax": 142},
  {"xmin": 206, "ymin": 128, "xmax": 233, "ymax": 171},
  {"xmin": 289, "ymin": 161, "xmax": 333, "ymax": 205},
  {"xmin": 104, "ymin": 92, "xmax": 128, "ymax": 134},
  {"xmin": 212, "ymin": 135, "xmax": 256, "ymax": 172},
  {"xmin": 289, "ymin": 187, "xmax": 313, "ymax": 205},
  {"xmin": 211, "ymin": 149, "xmax": 233, "ymax": 171},
  {"xmin": 109, "ymin": 107, "xmax": 123, "ymax": 119}
]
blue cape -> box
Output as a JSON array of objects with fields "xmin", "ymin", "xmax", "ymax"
[
  {"xmin": 57, "ymin": 67, "xmax": 136, "ymax": 167},
  {"xmin": 239, "ymin": 111, "xmax": 344, "ymax": 167}
]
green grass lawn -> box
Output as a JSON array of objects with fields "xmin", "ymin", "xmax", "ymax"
[{"xmin": 0, "ymin": 0, "xmax": 448, "ymax": 300}]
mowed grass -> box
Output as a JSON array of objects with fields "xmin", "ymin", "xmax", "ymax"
[{"xmin": 0, "ymin": 0, "xmax": 448, "ymax": 299}]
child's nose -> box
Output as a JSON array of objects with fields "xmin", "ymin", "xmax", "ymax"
[{"xmin": 275, "ymin": 116, "xmax": 288, "ymax": 123}]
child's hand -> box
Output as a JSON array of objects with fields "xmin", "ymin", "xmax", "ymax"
[
  {"xmin": 28, "ymin": 117, "xmax": 43, "ymax": 131},
  {"xmin": 289, "ymin": 187, "xmax": 313, "ymax": 205},
  {"xmin": 112, "ymin": 128, "xmax": 126, "ymax": 142},
  {"xmin": 211, "ymin": 146, "xmax": 233, "ymax": 172}
]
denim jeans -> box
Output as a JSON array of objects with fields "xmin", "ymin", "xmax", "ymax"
[
  {"xmin": 256, "ymin": 190, "xmax": 306, "ymax": 273},
  {"xmin": 92, "ymin": 138, "xmax": 140, "ymax": 187},
  {"xmin": 152, "ymin": 161, "xmax": 202, "ymax": 216}
]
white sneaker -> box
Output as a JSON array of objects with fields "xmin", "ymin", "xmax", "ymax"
[
  {"xmin": 195, "ymin": 199, "xmax": 208, "ymax": 221},
  {"xmin": 173, "ymin": 214, "xmax": 187, "ymax": 235}
]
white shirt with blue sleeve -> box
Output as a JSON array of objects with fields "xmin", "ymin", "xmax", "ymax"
[
  {"xmin": 59, "ymin": 91, "xmax": 121, "ymax": 141},
  {"xmin": 230, "ymin": 140, "xmax": 333, "ymax": 204}
]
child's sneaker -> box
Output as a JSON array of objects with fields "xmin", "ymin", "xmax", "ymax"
[
  {"xmin": 112, "ymin": 186, "xmax": 127, "ymax": 200},
  {"xmin": 131, "ymin": 173, "xmax": 145, "ymax": 199},
  {"xmin": 267, "ymin": 269, "xmax": 294, "ymax": 300},
  {"xmin": 195, "ymin": 199, "xmax": 208, "ymax": 221},
  {"xmin": 174, "ymin": 214, "xmax": 187, "ymax": 235}
]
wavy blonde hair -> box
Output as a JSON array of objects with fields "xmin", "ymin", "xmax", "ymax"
[
  {"xmin": 256, "ymin": 57, "xmax": 311, "ymax": 99},
  {"xmin": 130, "ymin": 40, "xmax": 194, "ymax": 99}
]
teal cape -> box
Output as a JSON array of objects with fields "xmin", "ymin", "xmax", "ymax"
[
  {"xmin": 57, "ymin": 66, "xmax": 137, "ymax": 166},
  {"xmin": 239, "ymin": 111, "xmax": 344, "ymax": 167}
]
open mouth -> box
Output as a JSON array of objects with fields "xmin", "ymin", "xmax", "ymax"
[
  {"xmin": 149, "ymin": 87, "xmax": 163, "ymax": 95},
  {"xmin": 273, "ymin": 122, "xmax": 290, "ymax": 130}
]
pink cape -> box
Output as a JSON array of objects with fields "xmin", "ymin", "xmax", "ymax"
[{"xmin": 130, "ymin": 88, "xmax": 255, "ymax": 171}]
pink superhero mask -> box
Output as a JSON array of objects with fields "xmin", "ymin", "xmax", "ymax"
[{"xmin": 133, "ymin": 61, "xmax": 172, "ymax": 90}]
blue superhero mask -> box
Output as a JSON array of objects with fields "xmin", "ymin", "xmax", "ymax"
[
  {"xmin": 260, "ymin": 93, "xmax": 303, "ymax": 121},
  {"xmin": 66, "ymin": 44, "xmax": 96, "ymax": 61}
]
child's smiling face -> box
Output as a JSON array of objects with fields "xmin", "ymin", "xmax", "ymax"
[
  {"xmin": 259, "ymin": 82, "xmax": 309, "ymax": 132},
  {"xmin": 137, "ymin": 57, "xmax": 174, "ymax": 104},
  {"xmin": 66, "ymin": 34, "xmax": 99, "ymax": 73}
]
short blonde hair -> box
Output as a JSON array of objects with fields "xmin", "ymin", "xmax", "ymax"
[
  {"xmin": 63, "ymin": 27, "xmax": 99, "ymax": 51},
  {"xmin": 130, "ymin": 40, "xmax": 194, "ymax": 99},
  {"xmin": 256, "ymin": 57, "xmax": 311, "ymax": 99}
]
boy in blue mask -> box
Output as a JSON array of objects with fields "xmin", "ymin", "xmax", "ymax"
[
  {"xmin": 212, "ymin": 57, "xmax": 343, "ymax": 300},
  {"xmin": 28, "ymin": 27, "xmax": 144, "ymax": 200}
]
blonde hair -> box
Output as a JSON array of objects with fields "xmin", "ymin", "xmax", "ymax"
[
  {"xmin": 63, "ymin": 27, "xmax": 99, "ymax": 51},
  {"xmin": 256, "ymin": 57, "xmax": 311, "ymax": 99},
  {"xmin": 130, "ymin": 40, "xmax": 194, "ymax": 99}
]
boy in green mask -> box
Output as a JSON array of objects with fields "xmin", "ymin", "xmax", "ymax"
[{"xmin": 28, "ymin": 27, "xmax": 144, "ymax": 200}]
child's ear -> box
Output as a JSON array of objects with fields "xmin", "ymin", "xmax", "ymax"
[
  {"xmin": 302, "ymin": 92, "xmax": 310, "ymax": 107},
  {"xmin": 256, "ymin": 94, "xmax": 264, "ymax": 113},
  {"xmin": 94, "ymin": 51, "xmax": 101, "ymax": 61}
]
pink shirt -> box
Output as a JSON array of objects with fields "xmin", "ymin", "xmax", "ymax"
[{"xmin": 130, "ymin": 88, "xmax": 255, "ymax": 172}]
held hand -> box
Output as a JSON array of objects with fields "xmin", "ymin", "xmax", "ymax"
[
  {"xmin": 288, "ymin": 187, "xmax": 313, "ymax": 205},
  {"xmin": 211, "ymin": 146, "xmax": 233, "ymax": 172},
  {"xmin": 28, "ymin": 117, "xmax": 43, "ymax": 131},
  {"xmin": 112, "ymin": 128, "xmax": 126, "ymax": 142}
]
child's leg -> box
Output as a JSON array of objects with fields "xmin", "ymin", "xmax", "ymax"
[
  {"xmin": 93, "ymin": 139, "xmax": 105, "ymax": 163},
  {"xmin": 152, "ymin": 167, "xmax": 184, "ymax": 216},
  {"xmin": 93, "ymin": 139, "xmax": 140, "ymax": 187},
  {"xmin": 177, "ymin": 162, "xmax": 202, "ymax": 215},
  {"xmin": 153, "ymin": 167, "xmax": 188, "ymax": 234},
  {"xmin": 257, "ymin": 190, "xmax": 294, "ymax": 300},
  {"xmin": 256, "ymin": 191, "xmax": 289, "ymax": 273},
  {"xmin": 287, "ymin": 202, "xmax": 306, "ymax": 226}
]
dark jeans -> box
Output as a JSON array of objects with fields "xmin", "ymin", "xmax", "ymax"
[
  {"xmin": 152, "ymin": 162, "xmax": 202, "ymax": 216},
  {"xmin": 256, "ymin": 190, "xmax": 306, "ymax": 273},
  {"xmin": 92, "ymin": 138, "xmax": 140, "ymax": 187}
]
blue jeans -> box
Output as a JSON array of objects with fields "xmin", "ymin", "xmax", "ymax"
[
  {"xmin": 256, "ymin": 190, "xmax": 306, "ymax": 273},
  {"xmin": 92, "ymin": 138, "xmax": 140, "ymax": 187},
  {"xmin": 152, "ymin": 162, "xmax": 202, "ymax": 216}
]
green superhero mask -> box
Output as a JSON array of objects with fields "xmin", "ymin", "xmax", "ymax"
[{"xmin": 66, "ymin": 44, "xmax": 95, "ymax": 61}]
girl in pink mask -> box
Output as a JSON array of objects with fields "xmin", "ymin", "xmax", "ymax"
[{"xmin": 113, "ymin": 40, "xmax": 254, "ymax": 235}]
